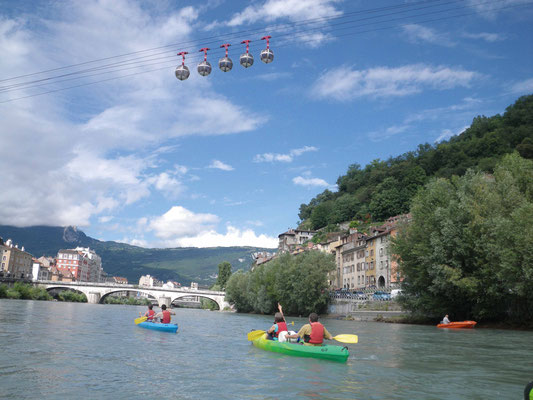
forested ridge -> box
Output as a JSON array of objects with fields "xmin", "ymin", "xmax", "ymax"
[{"xmin": 298, "ymin": 95, "xmax": 533, "ymax": 229}]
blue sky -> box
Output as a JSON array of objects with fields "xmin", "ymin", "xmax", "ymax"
[{"xmin": 0, "ymin": 0, "xmax": 532, "ymax": 248}]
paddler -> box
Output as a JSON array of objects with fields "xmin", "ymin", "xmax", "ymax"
[
  {"xmin": 140, "ymin": 304, "xmax": 155, "ymax": 321},
  {"xmin": 266, "ymin": 303, "xmax": 288, "ymax": 340},
  {"xmin": 153, "ymin": 304, "xmax": 175, "ymax": 324},
  {"xmin": 285, "ymin": 313, "xmax": 333, "ymax": 346}
]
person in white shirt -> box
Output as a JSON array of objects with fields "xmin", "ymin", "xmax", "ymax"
[{"xmin": 442, "ymin": 314, "xmax": 450, "ymax": 324}]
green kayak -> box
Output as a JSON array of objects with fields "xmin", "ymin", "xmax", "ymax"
[{"xmin": 252, "ymin": 334, "xmax": 349, "ymax": 362}]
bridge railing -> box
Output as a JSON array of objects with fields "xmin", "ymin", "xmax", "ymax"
[{"xmin": 36, "ymin": 280, "xmax": 225, "ymax": 295}]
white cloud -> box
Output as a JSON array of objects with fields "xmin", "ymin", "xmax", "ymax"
[
  {"xmin": 145, "ymin": 206, "xmax": 277, "ymax": 248},
  {"xmin": 148, "ymin": 172, "xmax": 186, "ymax": 198},
  {"xmin": 462, "ymin": 32, "xmax": 505, "ymax": 42},
  {"xmin": 254, "ymin": 146, "xmax": 318, "ymax": 163},
  {"xmin": 98, "ymin": 216, "xmax": 113, "ymax": 223},
  {"xmin": 467, "ymin": 0, "xmax": 527, "ymax": 19},
  {"xmin": 0, "ymin": 1, "xmax": 265, "ymax": 228},
  {"xmin": 207, "ymin": 0, "xmax": 342, "ymax": 46},
  {"xmin": 508, "ymin": 78, "xmax": 533, "ymax": 95},
  {"xmin": 403, "ymin": 24, "xmax": 455, "ymax": 47},
  {"xmin": 435, "ymin": 125, "xmax": 469, "ymax": 143},
  {"xmin": 208, "ymin": 160, "xmax": 234, "ymax": 171},
  {"xmin": 292, "ymin": 176, "xmax": 330, "ymax": 187},
  {"xmin": 312, "ymin": 64, "xmax": 481, "ymax": 101},
  {"xmin": 226, "ymin": 0, "xmax": 341, "ymax": 26},
  {"xmin": 165, "ymin": 225, "xmax": 278, "ymax": 248},
  {"xmin": 247, "ymin": 220, "xmax": 264, "ymax": 227},
  {"xmin": 148, "ymin": 206, "xmax": 219, "ymax": 239},
  {"xmin": 122, "ymin": 237, "xmax": 149, "ymax": 247}
]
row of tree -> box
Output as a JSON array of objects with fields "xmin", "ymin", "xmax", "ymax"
[
  {"xmin": 298, "ymin": 95, "xmax": 533, "ymax": 229},
  {"xmin": 225, "ymin": 251, "xmax": 335, "ymax": 316},
  {"xmin": 393, "ymin": 153, "xmax": 533, "ymax": 323},
  {"xmin": 0, "ymin": 283, "xmax": 87, "ymax": 302}
]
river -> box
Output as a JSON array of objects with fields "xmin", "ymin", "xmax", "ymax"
[{"xmin": 0, "ymin": 299, "xmax": 531, "ymax": 399}]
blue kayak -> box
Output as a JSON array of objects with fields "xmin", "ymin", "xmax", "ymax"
[{"xmin": 137, "ymin": 321, "xmax": 178, "ymax": 333}]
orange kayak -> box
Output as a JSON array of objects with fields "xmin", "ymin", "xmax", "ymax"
[{"xmin": 437, "ymin": 321, "xmax": 477, "ymax": 329}]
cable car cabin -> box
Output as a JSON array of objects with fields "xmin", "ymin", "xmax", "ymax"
[
  {"xmin": 175, "ymin": 65, "xmax": 190, "ymax": 80},
  {"xmin": 240, "ymin": 53, "xmax": 254, "ymax": 68},
  {"xmin": 260, "ymin": 48, "xmax": 274, "ymax": 64},
  {"xmin": 219, "ymin": 57, "xmax": 233, "ymax": 72},
  {"xmin": 197, "ymin": 61, "xmax": 212, "ymax": 76}
]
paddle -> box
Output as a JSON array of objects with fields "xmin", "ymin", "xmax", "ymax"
[
  {"xmin": 134, "ymin": 316, "xmax": 147, "ymax": 325},
  {"xmin": 247, "ymin": 330, "xmax": 358, "ymax": 344},
  {"xmin": 247, "ymin": 330, "xmax": 266, "ymax": 341},
  {"xmin": 331, "ymin": 334, "xmax": 358, "ymax": 344}
]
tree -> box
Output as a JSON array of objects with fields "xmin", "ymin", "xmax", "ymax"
[
  {"xmin": 368, "ymin": 177, "xmax": 405, "ymax": 221},
  {"xmin": 393, "ymin": 153, "xmax": 533, "ymax": 323},
  {"xmin": 216, "ymin": 261, "xmax": 232, "ymax": 289},
  {"xmin": 310, "ymin": 201, "xmax": 334, "ymax": 230},
  {"xmin": 225, "ymin": 251, "xmax": 335, "ymax": 315},
  {"xmin": 225, "ymin": 271, "xmax": 253, "ymax": 313}
]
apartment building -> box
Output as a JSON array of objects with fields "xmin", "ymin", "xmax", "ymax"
[
  {"xmin": 0, "ymin": 238, "xmax": 33, "ymax": 278},
  {"xmin": 56, "ymin": 247, "xmax": 103, "ymax": 282},
  {"xmin": 278, "ymin": 229, "xmax": 317, "ymax": 253},
  {"xmin": 327, "ymin": 213, "xmax": 410, "ymax": 290},
  {"xmin": 56, "ymin": 249, "xmax": 90, "ymax": 281},
  {"xmin": 32, "ymin": 258, "xmax": 51, "ymax": 281},
  {"xmin": 75, "ymin": 247, "xmax": 103, "ymax": 283}
]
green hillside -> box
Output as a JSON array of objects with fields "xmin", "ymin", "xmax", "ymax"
[
  {"xmin": 298, "ymin": 94, "xmax": 533, "ymax": 229},
  {"xmin": 0, "ymin": 225, "xmax": 272, "ymax": 285}
]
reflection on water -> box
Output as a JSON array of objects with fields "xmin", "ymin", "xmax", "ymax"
[{"xmin": 0, "ymin": 299, "xmax": 532, "ymax": 399}]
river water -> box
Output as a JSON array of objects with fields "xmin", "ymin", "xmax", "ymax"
[{"xmin": 0, "ymin": 299, "xmax": 531, "ymax": 399}]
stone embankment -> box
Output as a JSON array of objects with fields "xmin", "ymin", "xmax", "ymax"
[{"xmin": 328, "ymin": 300, "xmax": 409, "ymax": 321}]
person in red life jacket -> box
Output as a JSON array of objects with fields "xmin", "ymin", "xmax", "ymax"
[
  {"xmin": 140, "ymin": 304, "xmax": 156, "ymax": 322},
  {"xmin": 153, "ymin": 304, "xmax": 175, "ymax": 324},
  {"xmin": 285, "ymin": 313, "xmax": 333, "ymax": 346},
  {"xmin": 266, "ymin": 303, "xmax": 288, "ymax": 340}
]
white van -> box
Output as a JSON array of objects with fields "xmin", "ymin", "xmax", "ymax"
[{"xmin": 391, "ymin": 289, "xmax": 403, "ymax": 299}]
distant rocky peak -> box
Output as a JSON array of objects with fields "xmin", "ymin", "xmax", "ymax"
[{"xmin": 63, "ymin": 226, "xmax": 83, "ymax": 243}]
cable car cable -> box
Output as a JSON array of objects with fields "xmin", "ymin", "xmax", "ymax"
[
  {"xmin": 0, "ymin": 0, "xmax": 461, "ymax": 83},
  {"xmin": 0, "ymin": 0, "xmax": 530, "ymax": 102},
  {"xmin": 0, "ymin": 0, "xmax": 508, "ymax": 92}
]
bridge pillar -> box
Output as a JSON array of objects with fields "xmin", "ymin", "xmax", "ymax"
[
  {"xmin": 158, "ymin": 296, "xmax": 171, "ymax": 308},
  {"xmin": 87, "ymin": 292, "xmax": 101, "ymax": 304}
]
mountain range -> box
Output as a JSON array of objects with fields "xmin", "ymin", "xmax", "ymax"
[{"xmin": 0, "ymin": 225, "xmax": 273, "ymax": 285}]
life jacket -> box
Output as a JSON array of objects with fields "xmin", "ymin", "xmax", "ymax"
[
  {"xmin": 309, "ymin": 322, "xmax": 325, "ymax": 344},
  {"xmin": 162, "ymin": 310, "xmax": 171, "ymax": 324},
  {"xmin": 273, "ymin": 321, "xmax": 288, "ymax": 338},
  {"xmin": 146, "ymin": 310, "xmax": 155, "ymax": 320}
]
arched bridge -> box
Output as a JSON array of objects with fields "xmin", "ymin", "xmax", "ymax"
[{"xmin": 36, "ymin": 281, "xmax": 230, "ymax": 310}]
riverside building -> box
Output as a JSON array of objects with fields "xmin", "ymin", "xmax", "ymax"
[{"xmin": 0, "ymin": 238, "xmax": 33, "ymax": 279}]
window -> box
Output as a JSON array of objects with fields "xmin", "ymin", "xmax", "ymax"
[
  {"xmin": 370, "ymin": 249, "xmax": 374, "ymax": 256},
  {"xmin": 379, "ymin": 248, "xmax": 383, "ymax": 256}
]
